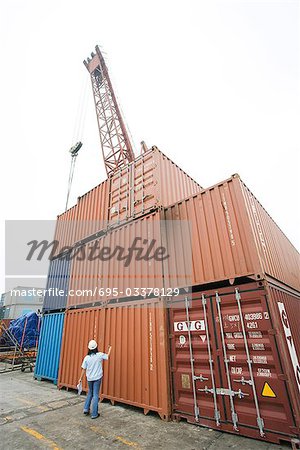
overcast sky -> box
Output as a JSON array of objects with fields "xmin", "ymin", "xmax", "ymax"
[{"xmin": 1, "ymin": 0, "xmax": 299, "ymax": 293}]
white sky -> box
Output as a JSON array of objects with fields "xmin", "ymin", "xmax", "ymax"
[{"xmin": 1, "ymin": 0, "xmax": 299, "ymax": 294}]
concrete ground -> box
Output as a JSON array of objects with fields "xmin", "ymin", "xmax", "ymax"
[{"xmin": 0, "ymin": 369, "xmax": 292, "ymax": 450}]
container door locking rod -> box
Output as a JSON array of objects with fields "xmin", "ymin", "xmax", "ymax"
[
  {"xmin": 184, "ymin": 296, "xmax": 200, "ymax": 422},
  {"xmin": 201, "ymin": 294, "xmax": 220, "ymax": 426},
  {"xmin": 235, "ymin": 289, "xmax": 265, "ymax": 437},
  {"xmin": 216, "ymin": 292, "xmax": 239, "ymax": 431}
]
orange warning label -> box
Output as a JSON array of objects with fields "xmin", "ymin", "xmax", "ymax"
[{"xmin": 261, "ymin": 382, "xmax": 276, "ymax": 398}]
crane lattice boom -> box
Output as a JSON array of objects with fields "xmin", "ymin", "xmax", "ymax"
[{"xmin": 84, "ymin": 46, "xmax": 135, "ymax": 176}]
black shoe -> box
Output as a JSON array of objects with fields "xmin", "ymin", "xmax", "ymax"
[
  {"xmin": 91, "ymin": 414, "xmax": 99, "ymax": 419},
  {"xmin": 83, "ymin": 411, "xmax": 89, "ymax": 415}
]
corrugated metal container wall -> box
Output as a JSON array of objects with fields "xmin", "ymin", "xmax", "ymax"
[
  {"xmin": 168, "ymin": 281, "xmax": 300, "ymax": 444},
  {"xmin": 240, "ymin": 180, "xmax": 300, "ymax": 292},
  {"xmin": 43, "ymin": 255, "xmax": 71, "ymax": 312},
  {"xmin": 266, "ymin": 283, "xmax": 300, "ymax": 397},
  {"xmin": 67, "ymin": 212, "xmax": 164, "ymax": 308},
  {"xmin": 100, "ymin": 299, "xmax": 170, "ymax": 419},
  {"xmin": 34, "ymin": 312, "xmax": 65, "ymax": 384},
  {"xmin": 53, "ymin": 148, "xmax": 201, "ymax": 257},
  {"xmin": 53, "ymin": 205, "xmax": 77, "ymax": 256},
  {"xmin": 58, "ymin": 299, "xmax": 170, "ymax": 419},
  {"xmin": 163, "ymin": 176, "xmax": 261, "ymax": 288},
  {"xmin": 75, "ymin": 179, "xmax": 110, "ymax": 243},
  {"xmin": 109, "ymin": 148, "xmax": 201, "ymax": 225},
  {"xmin": 156, "ymin": 150, "xmax": 202, "ymax": 207},
  {"xmin": 163, "ymin": 175, "xmax": 300, "ymax": 292}
]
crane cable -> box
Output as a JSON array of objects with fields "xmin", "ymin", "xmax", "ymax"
[{"xmin": 65, "ymin": 76, "xmax": 89, "ymax": 211}]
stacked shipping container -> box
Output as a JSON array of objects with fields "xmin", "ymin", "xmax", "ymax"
[
  {"xmin": 37, "ymin": 147, "xmax": 200, "ymax": 392},
  {"xmin": 34, "ymin": 253, "xmax": 71, "ymax": 383},
  {"xmin": 58, "ymin": 299, "xmax": 170, "ymax": 419},
  {"xmin": 39, "ymin": 148, "xmax": 300, "ymax": 444},
  {"xmin": 169, "ymin": 281, "xmax": 300, "ymax": 443},
  {"xmin": 67, "ymin": 211, "xmax": 164, "ymax": 308},
  {"xmin": 54, "ymin": 147, "xmax": 202, "ymax": 254},
  {"xmin": 53, "ymin": 148, "xmax": 200, "ymax": 418},
  {"xmin": 163, "ymin": 174, "xmax": 300, "ymax": 292},
  {"xmin": 34, "ymin": 312, "xmax": 65, "ymax": 384}
]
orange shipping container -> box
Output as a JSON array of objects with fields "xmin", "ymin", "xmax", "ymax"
[
  {"xmin": 53, "ymin": 179, "xmax": 110, "ymax": 257},
  {"xmin": 67, "ymin": 211, "xmax": 164, "ymax": 308},
  {"xmin": 54, "ymin": 204, "xmax": 78, "ymax": 256},
  {"xmin": 163, "ymin": 174, "xmax": 300, "ymax": 292},
  {"xmin": 58, "ymin": 299, "xmax": 171, "ymax": 419},
  {"xmin": 75, "ymin": 179, "xmax": 110, "ymax": 243},
  {"xmin": 53, "ymin": 147, "xmax": 201, "ymax": 256},
  {"xmin": 109, "ymin": 147, "xmax": 202, "ymax": 225}
]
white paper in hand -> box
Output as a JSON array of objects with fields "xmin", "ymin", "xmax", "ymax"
[{"xmin": 77, "ymin": 381, "xmax": 82, "ymax": 395}]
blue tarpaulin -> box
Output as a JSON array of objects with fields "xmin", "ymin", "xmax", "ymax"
[{"xmin": 0, "ymin": 312, "xmax": 40, "ymax": 349}]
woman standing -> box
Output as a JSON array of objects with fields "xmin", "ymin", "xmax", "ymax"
[{"xmin": 79, "ymin": 340, "xmax": 112, "ymax": 419}]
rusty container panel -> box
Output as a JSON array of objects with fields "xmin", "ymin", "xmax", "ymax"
[
  {"xmin": 109, "ymin": 147, "xmax": 201, "ymax": 225},
  {"xmin": 53, "ymin": 148, "xmax": 200, "ymax": 257},
  {"xmin": 58, "ymin": 299, "xmax": 171, "ymax": 419},
  {"xmin": 0, "ymin": 319, "xmax": 11, "ymax": 338},
  {"xmin": 163, "ymin": 175, "xmax": 300, "ymax": 292},
  {"xmin": 53, "ymin": 205, "xmax": 78, "ymax": 256},
  {"xmin": 75, "ymin": 179, "xmax": 110, "ymax": 243},
  {"xmin": 265, "ymin": 282, "xmax": 300, "ymax": 413},
  {"xmin": 267, "ymin": 285, "xmax": 300, "ymax": 362},
  {"xmin": 163, "ymin": 175, "xmax": 262, "ymax": 288},
  {"xmin": 240, "ymin": 180, "xmax": 300, "ymax": 292},
  {"xmin": 169, "ymin": 281, "xmax": 300, "ymax": 444},
  {"xmin": 67, "ymin": 211, "xmax": 164, "ymax": 308},
  {"xmin": 156, "ymin": 150, "xmax": 202, "ymax": 208}
]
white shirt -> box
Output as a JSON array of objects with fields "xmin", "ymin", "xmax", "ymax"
[{"xmin": 81, "ymin": 352, "xmax": 108, "ymax": 381}]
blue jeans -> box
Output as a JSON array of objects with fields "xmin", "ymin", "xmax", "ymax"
[{"xmin": 84, "ymin": 378, "xmax": 102, "ymax": 418}]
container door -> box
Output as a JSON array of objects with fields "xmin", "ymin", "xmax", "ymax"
[
  {"xmin": 170, "ymin": 295, "xmax": 225, "ymax": 427},
  {"xmin": 212, "ymin": 288, "xmax": 296, "ymax": 438},
  {"xmin": 109, "ymin": 164, "xmax": 132, "ymax": 224},
  {"xmin": 170, "ymin": 288, "xmax": 297, "ymax": 442}
]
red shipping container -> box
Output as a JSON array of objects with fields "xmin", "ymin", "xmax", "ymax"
[
  {"xmin": 169, "ymin": 280, "xmax": 300, "ymax": 444},
  {"xmin": 163, "ymin": 174, "xmax": 300, "ymax": 293}
]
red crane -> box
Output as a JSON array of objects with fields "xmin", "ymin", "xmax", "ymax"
[{"xmin": 84, "ymin": 45, "xmax": 135, "ymax": 176}]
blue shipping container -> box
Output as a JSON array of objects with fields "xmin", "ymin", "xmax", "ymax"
[
  {"xmin": 43, "ymin": 255, "xmax": 71, "ymax": 312},
  {"xmin": 34, "ymin": 312, "xmax": 65, "ymax": 384}
]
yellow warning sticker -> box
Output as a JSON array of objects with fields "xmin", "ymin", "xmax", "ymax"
[{"xmin": 261, "ymin": 382, "xmax": 276, "ymax": 398}]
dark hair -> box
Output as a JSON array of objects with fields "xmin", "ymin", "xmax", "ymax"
[{"xmin": 88, "ymin": 347, "xmax": 98, "ymax": 355}]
